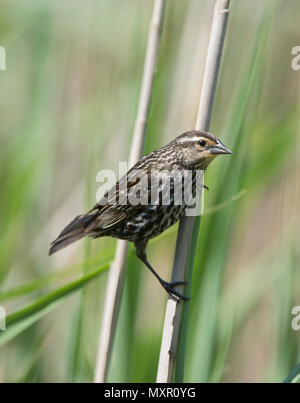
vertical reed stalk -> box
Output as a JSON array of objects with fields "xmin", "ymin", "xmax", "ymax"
[
  {"xmin": 94, "ymin": 0, "xmax": 166, "ymax": 383},
  {"xmin": 156, "ymin": 0, "xmax": 230, "ymax": 383}
]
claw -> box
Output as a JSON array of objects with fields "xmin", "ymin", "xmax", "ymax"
[
  {"xmin": 169, "ymin": 281, "xmax": 187, "ymax": 287},
  {"xmin": 160, "ymin": 280, "xmax": 190, "ymax": 301}
]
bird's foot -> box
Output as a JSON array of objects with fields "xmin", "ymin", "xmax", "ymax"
[
  {"xmin": 201, "ymin": 184, "xmax": 209, "ymax": 191},
  {"xmin": 160, "ymin": 280, "xmax": 190, "ymax": 301},
  {"xmin": 168, "ymin": 280, "xmax": 187, "ymax": 287}
]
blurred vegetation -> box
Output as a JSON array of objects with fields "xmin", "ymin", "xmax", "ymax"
[{"xmin": 0, "ymin": 0, "xmax": 300, "ymax": 383}]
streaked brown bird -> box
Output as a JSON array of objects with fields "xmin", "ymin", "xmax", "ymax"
[{"xmin": 49, "ymin": 130, "xmax": 232, "ymax": 299}]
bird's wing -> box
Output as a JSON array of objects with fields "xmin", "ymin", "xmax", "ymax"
[{"xmin": 86, "ymin": 163, "xmax": 151, "ymax": 232}]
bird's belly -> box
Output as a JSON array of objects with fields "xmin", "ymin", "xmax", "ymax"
[
  {"xmin": 107, "ymin": 172, "xmax": 197, "ymax": 243},
  {"xmin": 110, "ymin": 204, "xmax": 186, "ymax": 242}
]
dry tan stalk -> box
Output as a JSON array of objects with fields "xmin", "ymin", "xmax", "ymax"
[
  {"xmin": 156, "ymin": 0, "xmax": 231, "ymax": 383},
  {"xmin": 94, "ymin": 0, "xmax": 166, "ymax": 383}
]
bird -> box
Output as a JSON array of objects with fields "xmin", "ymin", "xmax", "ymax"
[{"xmin": 49, "ymin": 130, "xmax": 232, "ymax": 300}]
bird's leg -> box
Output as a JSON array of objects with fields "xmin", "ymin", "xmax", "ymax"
[{"xmin": 135, "ymin": 242, "xmax": 189, "ymax": 301}]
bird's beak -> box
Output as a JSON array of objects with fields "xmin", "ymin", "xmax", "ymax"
[{"xmin": 210, "ymin": 141, "xmax": 233, "ymax": 155}]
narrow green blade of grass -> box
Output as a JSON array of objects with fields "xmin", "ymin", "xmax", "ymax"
[
  {"xmin": 0, "ymin": 262, "xmax": 109, "ymax": 347},
  {"xmin": 0, "ymin": 224, "xmax": 178, "ymax": 304},
  {"xmin": 0, "ymin": 225, "xmax": 179, "ymax": 348},
  {"xmin": 283, "ymin": 363, "xmax": 300, "ymax": 383},
  {"xmin": 0, "ymin": 256, "xmax": 112, "ymax": 303}
]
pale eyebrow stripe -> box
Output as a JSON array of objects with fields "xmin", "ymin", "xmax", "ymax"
[
  {"xmin": 177, "ymin": 136, "xmax": 219, "ymax": 145},
  {"xmin": 177, "ymin": 136, "xmax": 203, "ymax": 143}
]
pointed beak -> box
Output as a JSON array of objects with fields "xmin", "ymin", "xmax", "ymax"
[{"xmin": 210, "ymin": 141, "xmax": 233, "ymax": 155}]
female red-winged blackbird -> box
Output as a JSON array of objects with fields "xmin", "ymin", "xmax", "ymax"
[{"xmin": 49, "ymin": 130, "xmax": 232, "ymax": 300}]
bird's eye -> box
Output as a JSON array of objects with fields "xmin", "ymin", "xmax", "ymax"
[{"xmin": 198, "ymin": 139, "xmax": 207, "ymax": 147}]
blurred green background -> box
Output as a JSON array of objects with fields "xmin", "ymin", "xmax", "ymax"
[{"xmin": 0, "ymin": 0, "xmax": 300, "ymax": 383}]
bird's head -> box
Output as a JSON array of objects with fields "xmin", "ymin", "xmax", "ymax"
[{"xmin": 172, "ymin": 130, "xmax": 233, "ymax": 169}]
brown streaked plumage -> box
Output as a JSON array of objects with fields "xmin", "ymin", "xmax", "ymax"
[{"xmin": 49, "ymin": 130, "xmax": 232, "ymax": 300}]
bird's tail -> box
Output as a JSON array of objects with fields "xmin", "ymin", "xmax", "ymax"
[{"xmin": 49, "ymin": 212, "xmax": 97, "ymax": 255}]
